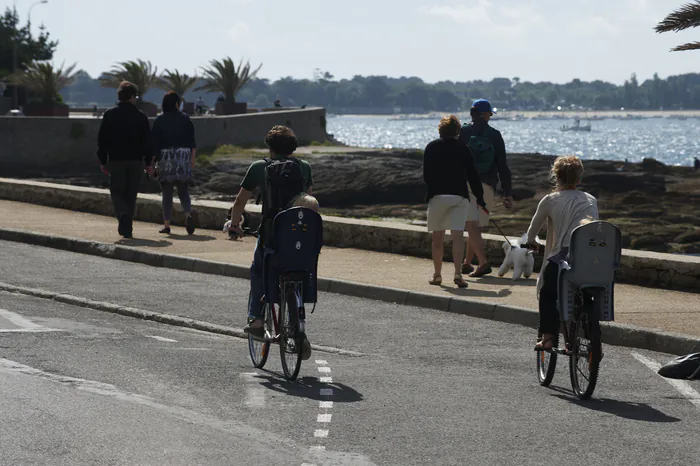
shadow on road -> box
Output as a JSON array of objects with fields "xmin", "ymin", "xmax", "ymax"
[
  {"xmin": 115, "ymin": 238, "xmax": 172, "ymax": 247},
  {"xmin": 550, "ymin": 390, "xmax": 681, "ymax": 423},
  {"xmin": 254, "ymin": 372, "xmax": 364, "ymax": 403},
  {"xmin": 474, "ymin": 276, "xmax": 537, "ymax": 287},
  {"xmin": 440, "ymin": 286, "xmax": 513, "ymax": 299},
  {"xmin": 167, "ymin": 234, "xmax": 218, "ymax": 242}
]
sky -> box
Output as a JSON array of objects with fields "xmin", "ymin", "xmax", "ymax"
[{"xmin": 4, "ymin": 0, "xmax": 700, "ymax": 85}]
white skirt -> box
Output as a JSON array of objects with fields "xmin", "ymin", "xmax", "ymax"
[{"xmin": 427, "ymin": 195, "xmax": 470, "ymax": 232}]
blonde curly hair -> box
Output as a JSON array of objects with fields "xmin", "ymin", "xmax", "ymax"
[{"xmin": 551, "ymin": 155, "xmax": 584, "ymax": 190}]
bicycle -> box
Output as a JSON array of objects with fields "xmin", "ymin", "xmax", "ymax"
[
  {"xmin": 527, "ymin": 220, "xmax": 621, "ymax": 400},
  {"xmin": 233, "ymin": 207, "xmax": 323, "ymax": 381}
]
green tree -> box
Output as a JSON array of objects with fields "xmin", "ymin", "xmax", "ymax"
[
  {"xmin": 9, "ymin": 60, "xmax": 80, "ymax": 104},
  {"xmin": 195, "ymin": 57, "xmax": 262, "ymax": 102},
  {"xmin": 656, "ymin": 1, "xmax": 700, "ymax": 51},
  {"xmin": 98, "ymin": 59, "xmax": 158, "ymax": 99},
  {"xmin": 157, "ymin": 69, "xmax": 197, "ymax": 97}
]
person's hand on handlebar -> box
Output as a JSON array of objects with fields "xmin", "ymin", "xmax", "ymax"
[{"xmin": 522, "ymin": 241, "xmax": 543, "ymax": 253}]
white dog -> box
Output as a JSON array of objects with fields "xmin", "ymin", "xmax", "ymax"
[{"xmin": 498, "ymin": 234, "xmax": 538, "ymax": 280}]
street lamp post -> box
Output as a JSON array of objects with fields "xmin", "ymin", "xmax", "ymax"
[{"xmin": 11, "ymin": 0, "xmax": 48, "ymax": 109}]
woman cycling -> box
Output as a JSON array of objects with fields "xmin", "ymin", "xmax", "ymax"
[{"xmin": 524, "ymin": 156, "xmax": 599, "ymax": 350}]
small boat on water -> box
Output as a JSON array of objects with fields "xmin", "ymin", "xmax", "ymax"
[{"xmin": 561, "ymin": 118, "xmax": 591, "ymax": 132}]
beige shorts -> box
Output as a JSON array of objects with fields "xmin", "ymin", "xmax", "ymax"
[
  {"xmin": 427, "ymin": 195, "xmax": 470, "ymax": 232},
  {"xmin": 466, "ymin": 183, "xmax": 495, "ymax": 228}
]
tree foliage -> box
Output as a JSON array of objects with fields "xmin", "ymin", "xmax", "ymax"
[
  {"xmin": 9, "ymin": 60, "xmax": 80, "ymax": 104},
  {"xmin": 98, "ymin": 59, "xmax": 158, "ymax": 99},
  {"xmin": 195, "ymin": 57, "xmax": 262, "ymax": 102},
  {"xmin": 157, "ymin": 69, "xmax": 198, "ymax": 97},
  {"xmin": 0, "ymin": 7, "xmax": 57, "ymax": 97},
  {"xmin": 656, "ymin": 1, "xmax": 700, "ymax": 51}
]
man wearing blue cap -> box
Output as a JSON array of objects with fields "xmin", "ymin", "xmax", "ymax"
[{"xmin": 458, "ymin": 98, "xmax": 513, "ymax": 277}]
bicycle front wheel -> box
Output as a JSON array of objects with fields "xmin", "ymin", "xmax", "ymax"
[
  {"xmin": 248, "ymin": 303, "xmax": 272, "ymax": 369},
  {"xmin": 279, "ymin": 285, "xmax": 303, "ymax": 381},
  {"xmin": 569, "ymin": 301, "xmax": 602, "ymax": 400},
  {"xmin": 536, "ymin": 332, "xmax": 559, "ymax": 386}
]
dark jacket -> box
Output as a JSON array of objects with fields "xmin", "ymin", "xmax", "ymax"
[
  {"xmin": 458, "ymin": 121, "xmax": 512, "ymax": 197},
  {"xmin": 423, "ymin": 137, "xmax": 484, "ymax": 204},
  {"xmin": 151, "ymin": 111, "xmax": 197, "ymax": 160},
  {"xmin": 96, "ymin": 102, "xmax": 151, "ymax": 166}
]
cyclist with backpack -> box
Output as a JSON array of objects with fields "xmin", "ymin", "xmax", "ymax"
[
  {"xmin": 227, "ymin": 126, "xmax": 314, "ymax": 351},
  {"xmin": 458, "ymin": 99, "xmax": 513, "ymax": 277}
]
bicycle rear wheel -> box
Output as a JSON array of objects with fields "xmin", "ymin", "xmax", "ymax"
[
  {"xmin": 248, "ymin": 303, "xmax": 272, "ymax": 369},
  {"xmin": 569, "ymin": 298, "xmax": 602, "ymax": 400},
  {"xmin": 536, "ymin": 333, "xmax": 559, "ymax": 386},
  {"xmin": 279, "ymin": 284, "xmax": 303, "ymax": 381}
]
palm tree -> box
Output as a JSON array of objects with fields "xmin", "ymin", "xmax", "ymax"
[
  {"xmin": 9, "ymin": 61, "xmax": 81, "ymax": 104},
  {"xmin": 157, "ymin": 69, "xmax": 198, "ymax": 97},
  {"xmin": 656, "ymin": 1, "xmax": 700, "ymax": 51},
  {"xmin": 195, "ymin": 57, "xmax": 262, "ymax": 102},
  {"xmin": 98, "ymin": 59, "xmax": 158, "ymax": 98}
]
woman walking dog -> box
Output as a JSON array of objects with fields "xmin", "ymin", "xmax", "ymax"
[{"xmin": 150, "ymin": 91, "xmax": 197, "ymax": 235}]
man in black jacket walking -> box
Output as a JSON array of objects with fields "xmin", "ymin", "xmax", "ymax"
[{"xmin": 97, "ymin": 81, "xmax": 151, "ymax": 238}]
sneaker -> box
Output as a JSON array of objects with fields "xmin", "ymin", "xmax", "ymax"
[
  {"xmin": 186, "ymin": 214, "xmax": 196, "ymax": 235},
  {"xmin": 243, "ymin": 318, "xmax": 264, "ymax": 338},
  {"xmin": 301, "ymin": 336, "xmax": 312, "ymax": 360},
  {"xmin": 469, "ymin": 264, "xmax": 493, "ymax": 278}
]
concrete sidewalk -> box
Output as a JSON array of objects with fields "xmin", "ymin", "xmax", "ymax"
[{"xmin": 1, "ymin": 199, "xmax": 699, "ymax": 338}]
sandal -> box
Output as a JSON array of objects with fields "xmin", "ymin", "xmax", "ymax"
[
  {"xmin": 469, "ymin": 264, "xmax": 493, "ymax": 278},
  {"xmin": 429, "ymin": 274, "xmax": 442, "ymax": 286},
  {"xmin": 454, "ymin": 273, "xmax": 468, "ymax": 288},
  {"xmin": 461, "ymin": 263, "xmax": 475, "ymax": 274}
]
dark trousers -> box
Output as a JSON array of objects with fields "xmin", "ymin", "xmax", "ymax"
[
  {"xmin": 539, "ymin": 261, "xmax": 560, "ymax": 335},
  {"xmin": 161, "ymin": 181, "xmax": 192, "ymax": 221},
  {"xmin": 108, "ymin": 160, "xmax": 143, "ymax": 225}
]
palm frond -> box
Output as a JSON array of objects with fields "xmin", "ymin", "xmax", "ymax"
[
  {"xmin": 671, "ymin": 40, "xmax": 700, "ymax": 50},
  {"xmin": 98, "ymin": 59, "xmax": 158, "ymax": 97},
  {"xmin": 9, "ymin": 61, "xmax": 81, "ymax": 103},
  {"xmin": 194, "ymin": 57, "xmax": 262, "ymax": 102},
  {"xmin": 157, "ymin": 69, "xmax": 198, "ymax": 96},
  {"xmin": 656, "ymin": 1, "xmax": 700, "ymax": 33}
]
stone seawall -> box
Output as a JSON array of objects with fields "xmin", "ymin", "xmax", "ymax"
[
  {"xmin": 0, "ymin": 107, "xmax": 327, "ymax": 176},
  {"xmin": 1, "ymin": 178, "xmax": 698, "ymax": 292}
]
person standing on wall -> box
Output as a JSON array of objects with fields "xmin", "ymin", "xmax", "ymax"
[
  {"xmin": 97, "ymin": 81, "xmax": 152, "ymax": 238},
  {"xmin": 458, "ymin": 99, "xmax": 513, "ymax": 277}
]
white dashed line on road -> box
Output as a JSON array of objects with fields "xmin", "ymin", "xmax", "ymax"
[
  {"xmin": 631, "ymin": 352, "xmax": 700, "ymax": 410},
  {"xmin": 240, "ymin": 372, "xmax": 266, "ymax": 408},
  {"xmin": 0, "ymin": 308, "xmax": 59, "ymax": 333},
  {"xmin": 147, "ymin": 335, "xmax": 178, "ymax": 343}
]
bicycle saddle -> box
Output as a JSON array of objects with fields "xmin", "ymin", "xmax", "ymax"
[{"xmin": 657, "ymin": 352, "xmax": 700, "ymax": 379}]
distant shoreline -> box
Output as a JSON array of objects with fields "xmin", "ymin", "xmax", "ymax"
[{"xmin": 332, "ymin": 110, "xmax": 700, "ymax": 118}]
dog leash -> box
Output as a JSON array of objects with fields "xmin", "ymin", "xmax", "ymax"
[{"xmin": 481, "ymin": 206, "xmax": 512, "ymax": 245}]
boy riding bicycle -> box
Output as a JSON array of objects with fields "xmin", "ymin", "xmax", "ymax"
[{"xmin": 228, "ymin": 126, "xmax": 314, "ymax": 357}]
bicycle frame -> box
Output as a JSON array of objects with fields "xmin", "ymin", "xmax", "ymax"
[{"xmin": 262, "ymin": 277, "xmax": 305, "ymax": 343}]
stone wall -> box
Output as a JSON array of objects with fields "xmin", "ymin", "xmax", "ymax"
[
  {"xmin": 1, "ymin": 178, "xmax": 698, "ymax": 292},
  {"xmin": 0, "ymin": 107, "xmax": 327, "ymax": 176}
]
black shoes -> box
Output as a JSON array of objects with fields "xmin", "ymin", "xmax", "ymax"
[
  {"xmin": 118, "ymin": 214, "xmax": 133, "ymax": 238},
  {"xmin": 186, "ymin": 214, "xmax": 196, "ymax": 235}
]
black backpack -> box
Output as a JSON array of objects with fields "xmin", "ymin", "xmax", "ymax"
[{"xmin": 259, "ymin": 157, "xmax": 305, "ymax": 241}]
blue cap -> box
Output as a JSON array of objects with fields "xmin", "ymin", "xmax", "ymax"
[{"xmin": 472, "ymin": 99, "xmax": 496, "ymax": 114}]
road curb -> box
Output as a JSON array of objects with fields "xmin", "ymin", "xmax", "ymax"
[{"xmin": 2, "ymin": 227, "xmax": 699, "ymax": 356}]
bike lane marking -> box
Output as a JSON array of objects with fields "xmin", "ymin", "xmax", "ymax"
[
  {"xmin": 304, "ymin": 359, "xmax": 335, "ymax": 465},
  {"xmin": 631, "ymin": 352, "xmax": 700, "ymax": 410}
]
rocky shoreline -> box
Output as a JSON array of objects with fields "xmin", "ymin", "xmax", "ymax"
[{"xmin": 28, "ymin": 147, "xmax": 700, "ymax": 254}]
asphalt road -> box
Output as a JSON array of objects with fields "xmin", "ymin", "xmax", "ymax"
[{"xmin": 1, "ymin": 240, "xmax": 699, "ymax": 466}]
